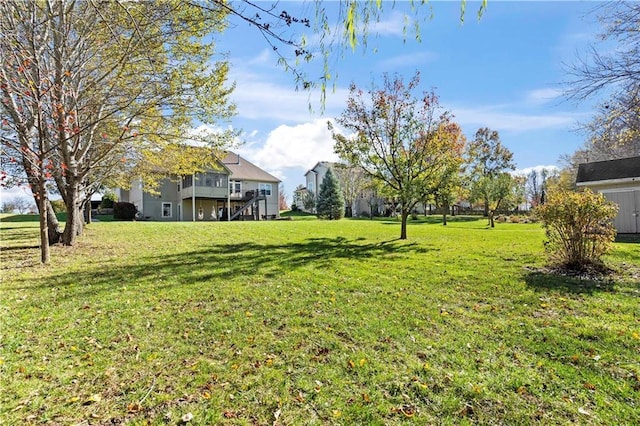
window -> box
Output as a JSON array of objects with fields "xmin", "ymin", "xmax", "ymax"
[
  {"xmin": 213, "ymin": 173, "xmax": 227, "ymax": 188},
  {"xmin": 229, "ymin": 180, "xmax": 241, "ymax": 195},
  {"xmin": 259, "ymin": 183, "xmax": 272, "ymax": 196},
  {"xmin": 182, "ymin": 175, "xmax": 193, "ymax": 189},
  {"xmin": 307, "ymin": 181, "xmax": 314, "ymax": 193},
  {"xmin": 162, "ymin": 202, "xmax": 172, "ymax": 218}
]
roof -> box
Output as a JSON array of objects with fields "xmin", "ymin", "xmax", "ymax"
[
  {"xmin": 222, "ymin": 152, "xmax": 280, "ymax": 183},
  {"xmin": 305, "ymin": 161, "xmax": 341, "ymax": 176},
  {"xmin": 576, "ymin": 156, "xmax": 640, "ymax": 184}
]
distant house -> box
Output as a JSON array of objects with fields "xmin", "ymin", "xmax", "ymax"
[
  {"xmin": 116, "ymin": 152, "xmax": 280, "ymax": 221},
  {"xmin": 297, "ymin": 161, "xmax": 385, "ymax": 217},
  {"xmin": 576, "ymin": 156, "xmax": 640, "ymax": 234}
]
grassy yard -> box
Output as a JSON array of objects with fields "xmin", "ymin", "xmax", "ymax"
[{"xmin": 1, "ymin": 215, "xmax": 639, "ymax": 425}]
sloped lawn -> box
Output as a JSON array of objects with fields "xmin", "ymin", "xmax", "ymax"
[{"xmin": 1, "ymin": 216, "xmax": 638, "ymax": 425}]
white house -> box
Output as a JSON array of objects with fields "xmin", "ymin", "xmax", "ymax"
[{"xmin": 576, "ymin": 156, "xmax": 640, "ymax": 234}]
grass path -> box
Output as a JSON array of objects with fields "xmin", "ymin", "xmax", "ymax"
[{"xmin": 1, "ymin": 216, "xmax": 639, "ymax": 424}]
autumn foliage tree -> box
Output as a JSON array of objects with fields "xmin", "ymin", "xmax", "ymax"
[
  {"xmin": 1, "ymin": 1, "xmax": 234, "ymax": 262},
  {"xmin": 466, "ymin": 127, "xmax": 516, "ymax": 219},
  {"xmin": 332, "ymin": 72, "xmax": 465, "ymax": 239}
]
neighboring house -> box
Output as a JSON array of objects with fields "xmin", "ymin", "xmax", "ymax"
[
  {"xmin": 299, "ymin": 161, "xmax": 385, "ymax": 216},
  {"xmin": 116, "ymin": 151, "xmax": 280, "ymax": 221},
  {"xmin": 576, "ymin": 156, "xmax": 640, "ymax": 234}
]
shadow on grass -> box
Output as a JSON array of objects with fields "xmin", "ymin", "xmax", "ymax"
[
  {"xmin": 7, "ymin": 236, "xmax": 434, "ymax": 299},
  {"xmin": 376, "ymin": 215, "xmax": 485, "ymax": 226},
  {"xmin": 524, "ymin": 270, "xmax": 616, "ymax": 295}
]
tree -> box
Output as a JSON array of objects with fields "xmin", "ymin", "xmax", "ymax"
[
  {"xmin": 316, "ymin": 168, "xmax": 345, "ymax": 220},
  {"xmin": 278, "ymin": 184, "xmax": 288, "ymax": 211},
  {"xmin": 216, "ymin": 1, "xmax": 486, "ymax": 105},
  {"xmin": 332, "ymin": 163, "xmax": 369, "ymax": 217},
  {"xmin": 11, "ymin": 196, "xmax": 35, "ymax": 214},
  {"xmin": 470, "ymin": 172, "xmax": 524, "ymax": 228},
  {"xmin": 1, "ymin": 0, "xmax": 483, "ymax": 263},
  {"xmin": 1, "ymin": 1, "xmax": 234, "ymax": 262},
  {"xmin": 565, "ymin": 2, "xmax": 640, "ymax": 104},
  {"xmin": 1, "ymin": 199, "xmax": 15, "ymax": 213},
  {"xmin": 466, "ymin": 127, "xmax": 516, "ymax": 216},
  {"xmin": 301, "ymin": 191, "xmax": 316, "ymax": 212},
  {"xmin": 431, "ymin": 169, "xmax": 465, "ymax": 226},
  {"xmin": 565, "ymin": 2, "xmax": 640, "ymax": 167},
  {"xmin": 525, "ymin": 168, "xmax": 552, "ymax": 208},
  {"xmin": 332, "ymin": 72, "xmax": 465, "ymax": 239}
]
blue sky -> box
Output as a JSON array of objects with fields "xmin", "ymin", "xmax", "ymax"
[
  {"xmin": 1, "ymin": 1, "xmax": 607, "ymax": 205},
  {"xmin": 216, "ymin": 1, "xmax": 605, "ymax": 202}
]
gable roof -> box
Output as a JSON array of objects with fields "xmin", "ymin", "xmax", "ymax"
[
  {"xmin": 222, "ymin": 152, "xmax": 280, "ymax": 183},
  {"xmin": 576, "ymin": 156, "xmax": 640, "ymax": 184},
  {"xmin": 304, "ymin": 161, "xmax": 343, "ymax": 177}
]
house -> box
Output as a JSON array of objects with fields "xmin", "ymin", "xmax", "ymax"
[
  {"xmin": 116, "ymin": 152, "xmax": 280, "ymax": 221},
  {"xmin": 297, "ymin": 161, "xmax": 384, "ymax": 217},
  {"xmin": 576, "ymin": 156, "xmax": 640, "ymax": 234}
]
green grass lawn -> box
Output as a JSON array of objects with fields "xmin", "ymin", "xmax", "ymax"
[{"xmin": 1, "ymin": 215, "xmax": 639, "ymax": 425}]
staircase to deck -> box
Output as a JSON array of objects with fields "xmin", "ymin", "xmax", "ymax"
[{"xmin": 229, "ymin": 190, "xmax": 266, "ymax": 221}]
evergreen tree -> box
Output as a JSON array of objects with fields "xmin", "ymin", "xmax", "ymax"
[{"xmin": 316, "ymin": 169, "xmax": 345, "ymax": 220}]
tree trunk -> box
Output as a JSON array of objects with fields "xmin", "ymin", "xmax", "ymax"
[
  {"xmin": 483, "ymin": 199, "xmax": 489, "ymax": 217},
  {"xmin": 442, "ymin": 200, "xmax": 448, "ymax": 226},
  {"xmin": 62, "ymin": 185, "xmax": 83, "ymax": 245},
  {"xmin": 46, "ymin": 200, "xmax": 63, "ymax": 244},
  {"xmin": 400, "ymin": 210, "xmax": 409, "ymax": 240},
  {"xmin": 85, "ymin": 202, "xmax": 92, "ymax": 225},
  {"xmin": 37, "ymin": 188, "xmax": 50, "ymax": 264},
  {"xmin": 489, "ymin": 210, "xmax": 495, "ymax": 228}
]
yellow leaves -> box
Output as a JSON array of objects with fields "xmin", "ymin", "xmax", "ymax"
[
  {"xmin": 245, "ymin": 311, "xmax": 252, "ymax": 317},
  {"xmin": 632, "ymin": 332, "xmax": 640, "ymax": 340},
  {"xmin": 127, "ymin": 402, "xmax": 142, "ymax": 412},
  {"xmin": 85, "ymin": 393, "xmax": 102, "ymax": 404}
]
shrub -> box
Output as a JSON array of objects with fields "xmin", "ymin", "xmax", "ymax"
[
  {"xmin": 101, "ymin": 190, "xmax": 117, "ymax": 209},
  {"xmin": 534, "ymin": 189, "xmax": 618, "ymax": 270},
  {"xmin": 50, "ymin": 199, "xmax": 67, "ymax": 213},
  {"xmin": 290, "ymin": 204, "xmax": 298, "ymax": 212},
  {"xmin": 113, "ymin": 202, "xmax": 137, "ymax": 221}
]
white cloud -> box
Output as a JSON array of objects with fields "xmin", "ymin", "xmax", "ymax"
[
  {"xmin": 0, "ymin": 185, "xmax": 34, "ymax": 206},
  {"xmin": 513, "ymin": 164, "xmax": 560, "ymax": 177},
  {"xmin": 237, "ymin": 119, "xmax": 340, "ymax": 174},
  {"xmin": 228, "ymin": 67, "xmax": 349, "ymax": 123},
  {"xmin": 452, "ymin": 105, "xmax": 584, "ymax": 132},
  {"xmin": 525, "ymin": 88, "xmax": 562, "ymax": 105},
  {"xmin": 369, "ymin": 11, "xmax": 412, "ymax": 38}
]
